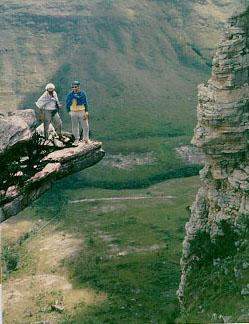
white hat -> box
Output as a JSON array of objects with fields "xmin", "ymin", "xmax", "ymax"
[{"xmin": 45, "ymin": 83, "xmax": 55, "ymax": 90}]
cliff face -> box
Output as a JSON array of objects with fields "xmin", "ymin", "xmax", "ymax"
[
  {"xmin": 0, "ymin": 110, "xmax": 104, "ymax": 222},
  {"xmin": 178, "ymin": 7, "xmax": 249, "ymax": 317}
]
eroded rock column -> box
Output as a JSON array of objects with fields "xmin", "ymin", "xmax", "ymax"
[{"xmin": 178, "ymin": 8, "xmax": 249, "ymax": 308}]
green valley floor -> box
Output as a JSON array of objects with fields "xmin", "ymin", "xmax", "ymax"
[{"xmin": 2, "ymin": 176, "xmax": 200, "ymax": 324}]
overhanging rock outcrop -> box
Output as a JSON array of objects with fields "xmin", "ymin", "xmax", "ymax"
[
  {"xmin": 0, "ymin": 109, "xmax": 105, "ymax": 222},
  {"xmin": 178, "ymin": 7, "xmax": 249, "ymax": 314}
]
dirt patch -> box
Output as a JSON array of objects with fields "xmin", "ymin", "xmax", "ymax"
[
  {"xmin": 114, "ymin": 244, "xmax": 163, "ymax": 257},
  {"xmin": 3, "ymin": 225, "xmax": 106, "ymax": 323},
  {"xmin": 1, "ymin": 213, "xmax": 41, "ymax": 243},
  {"xmin": 3, "ymin": 274, "xmax": 105, "ymax": 323},
  {"xmin": 101, "ymin": 152, "xmax": 157, "ymax": 170},
  {"xmin": 69, "ymin": 196, "xmax": 174, "ymax": 204},
  {"xmin": 28, "ymin": 230, "xmax": 83, "ymax": 272},
  {"xmin": 91, "ymin": 203, "xmax": 126, "ymax": 214},
  {"xmin": 97, "ymin": 230, "xmax": 117, "ymax": 243},
  {"xmin": 96, "ymin": 230, "xmax": 164, "ymax": 257},
  {"xmin": 176, "ymin": 145, "xmax": 205, "ymax": 165},
  {"xmin": 107, "ymin": 243, "xmax": 164, "ymax": 257}
]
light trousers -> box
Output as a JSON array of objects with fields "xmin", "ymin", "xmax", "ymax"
[
  {"xmin": 70, "ymin": 111, "xmax": 89, "ymax": 140},
  {"xmin": 44, "ymin": 110, "xmax": 62, "ymax": 139}
]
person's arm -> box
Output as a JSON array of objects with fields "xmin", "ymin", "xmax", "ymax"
[
  {"xmin": 82, "ymin": 91, "xmax": 89, "ymax": 119},
  {"xmin": 83, "ymin": 91, "xmax": 89, "ymax": 112},
  {"xmin": 35, "ymin": 92, "xmax": 48, "ymax": 110},
  {"xmin": 66, "ymin": 93, "xmax": 72, "ymax": 112},
  {"xmin": 35, "ymin": 92, "xmax": 48, "ymax": 122},
  {"xmin": 54, "ymin": 91, "xmax": 62, "ymax": 109}
]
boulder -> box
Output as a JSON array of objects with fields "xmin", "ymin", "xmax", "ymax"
[{"xmin": 0, "ymin": 109, "xmax": 36, "ymax": 156}]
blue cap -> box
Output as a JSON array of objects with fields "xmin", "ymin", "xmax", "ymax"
[{"xmin": 72, "ymin": 80, "xmax": 80, "ymax": 86}]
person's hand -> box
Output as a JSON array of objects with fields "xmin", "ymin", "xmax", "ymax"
[
  {"xmin": 39, "ymin": 113, "xmax": 44, "ymax": 122},
  {"xmin": 58, "ymin": 103, "xmax": 62, "ymax": 109},
  {"xmin": 83, "ymin": 112, "xmax": 89, "ymax": 120}
]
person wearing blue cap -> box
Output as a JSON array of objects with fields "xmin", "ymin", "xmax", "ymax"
[{"xmin": 66, "ymin": 81, "xmax": 90, "ymax": 146}]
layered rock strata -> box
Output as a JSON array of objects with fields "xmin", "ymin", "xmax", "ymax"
[
  {"xmin": 178, "ymin": 8, "xmax": 249, "ymax": 309},
  {"xmin": 0, "ymin": 110, "xmax": 105, "ymax": 222}
]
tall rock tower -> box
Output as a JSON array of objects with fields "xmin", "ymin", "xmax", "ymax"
[{"xmin": 178, "ymin": 7, "xmax": 249, "ymax": 321}]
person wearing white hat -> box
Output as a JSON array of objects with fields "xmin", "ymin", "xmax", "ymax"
[{"xmin": 36, "ymin": 83, "xmax": 62, "ymax": 140}]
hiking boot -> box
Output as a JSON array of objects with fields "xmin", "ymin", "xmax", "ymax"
[
  {"xmin": 72, "ymin": 139, "xmax": 79, "ymax": 147},
  {"xmin": 43, "ymin": 139, "xmax": 54, "ymax": 146}
]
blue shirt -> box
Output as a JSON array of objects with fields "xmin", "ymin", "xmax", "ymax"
[{"xmin": 66, "ymin": 90, "xmax": 89, "ymax": 112}]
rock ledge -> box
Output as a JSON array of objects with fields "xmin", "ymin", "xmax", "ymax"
[{"xmin": 0, "ymin": 110, "xmax": 105, "ymax": 222}]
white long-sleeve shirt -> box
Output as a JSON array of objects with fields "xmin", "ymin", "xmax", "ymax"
[{"xmin": 35, "ymin": 91, "xmax": 59, "ymax": 111}]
